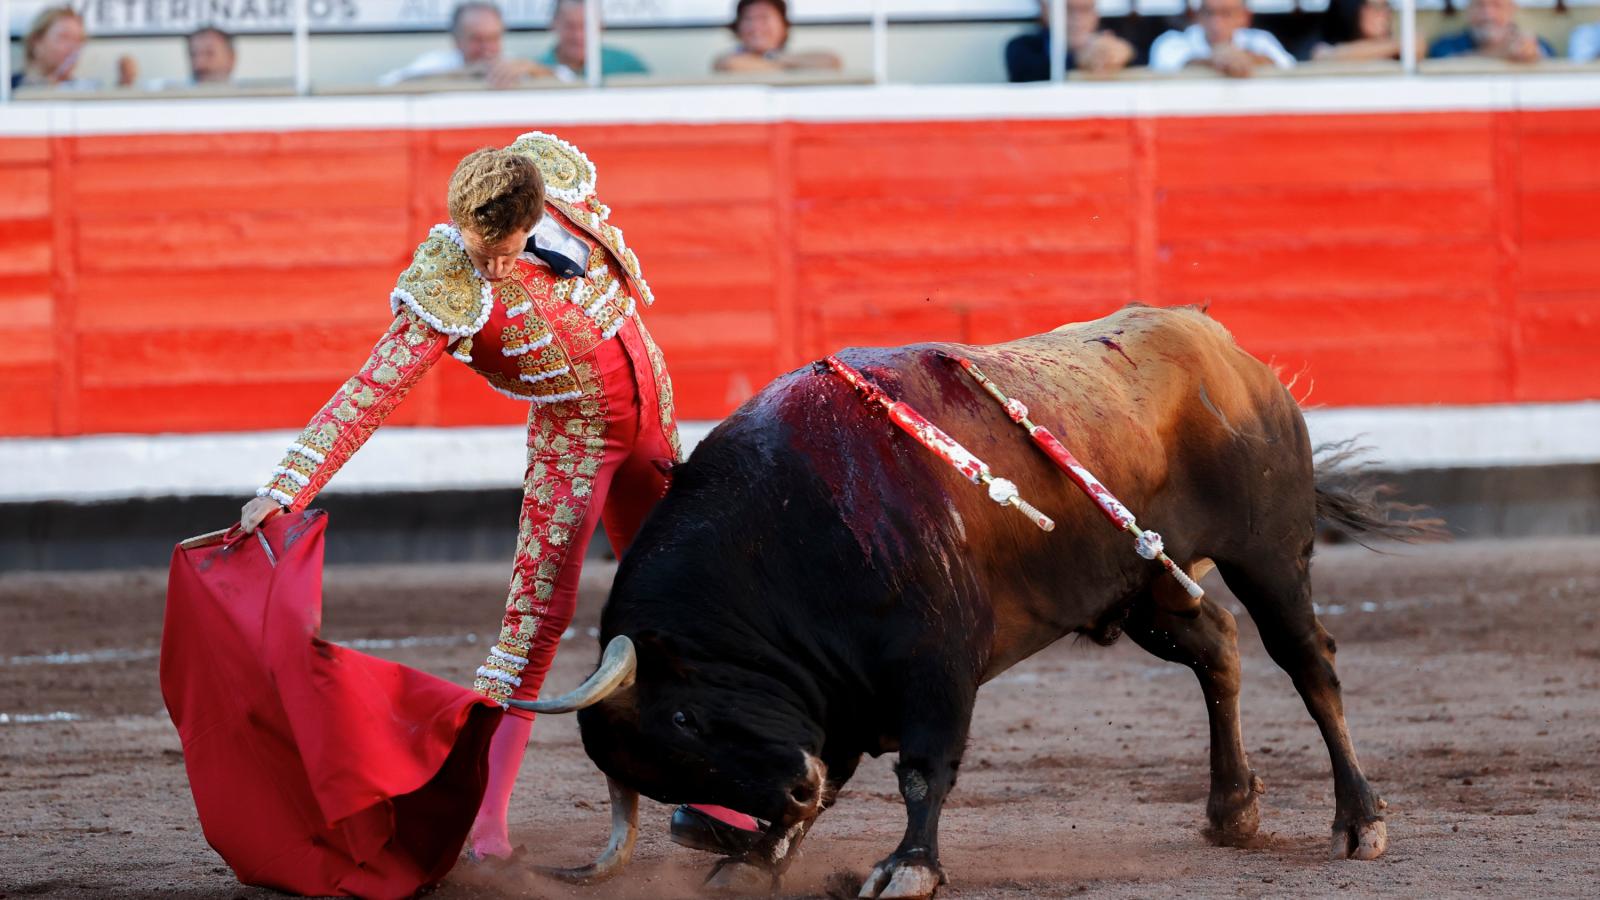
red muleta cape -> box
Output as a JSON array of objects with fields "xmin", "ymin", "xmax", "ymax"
[{"xmin": 161, "ymin": 510, "xmax": 502, "ymax": 898}]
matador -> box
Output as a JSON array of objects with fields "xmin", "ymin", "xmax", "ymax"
[{"xmin": 239, "ymin": 132, "xmax": 758, "ymax": 864}]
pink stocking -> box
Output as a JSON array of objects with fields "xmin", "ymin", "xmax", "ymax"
[{"xmin": 469, "ymin": 713, "xmax": 535, "ymax": 858}]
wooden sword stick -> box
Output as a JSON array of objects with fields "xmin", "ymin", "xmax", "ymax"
[
  {"xmin": 949, "ymin": 355, "xmax": 1204, "ymax": 600},
  {"xmin": 823, "ymin": 355, "xmax": 1055, "ymax": 532}
]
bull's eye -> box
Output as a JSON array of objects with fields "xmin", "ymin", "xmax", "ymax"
[{"xmin": 672, "ymin": 710, "xmax": 697, "ymax": 733}]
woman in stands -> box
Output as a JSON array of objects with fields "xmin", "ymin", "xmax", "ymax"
[
  {"xmin": 1307, "ymin": 0, "xmax": 1419, "ymax": 62},
  {"xmin": 714, "ymin": 0, "xmax": 843, "ymax": 74},
  {"xmin": 12, "ymin": 5, "xmax": 137, "ymax": 90}
]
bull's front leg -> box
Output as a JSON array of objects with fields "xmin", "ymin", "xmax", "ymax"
[{"xmin": 860, "ymin": 694, "xmax": 973, "ymax": 900}]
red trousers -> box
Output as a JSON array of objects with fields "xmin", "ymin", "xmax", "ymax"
[{"xmin": 473, "ymin": 320, "xmax": 675, "ymax": 715}]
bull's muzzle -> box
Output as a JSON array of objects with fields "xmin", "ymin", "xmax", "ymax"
[{"xmin": 508, "ymin": 636, "xmax": 639, "ymax": 883}]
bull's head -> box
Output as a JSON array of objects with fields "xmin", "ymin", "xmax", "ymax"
[{"xmin": 516, "ymin": 633, "xmax": 828, "ymax": 881}]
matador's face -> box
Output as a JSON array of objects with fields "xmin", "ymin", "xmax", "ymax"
[{"xmin": 460, "ymin": 221, "xmax": 536, "ymax": 282}]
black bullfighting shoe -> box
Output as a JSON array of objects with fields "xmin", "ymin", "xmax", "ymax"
[{"xmin": 668, "ymin": 805, "xmax": 763, "ymax": 855}]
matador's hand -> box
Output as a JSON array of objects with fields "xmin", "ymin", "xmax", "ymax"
[{"xmin": 240, "ymin": 496, "xmax": 284, "ymax": 534}]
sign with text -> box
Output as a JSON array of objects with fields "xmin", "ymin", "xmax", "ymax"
[{"xmin": 4, "ymin": 0, "xmax": 1042, "ymax": 36}]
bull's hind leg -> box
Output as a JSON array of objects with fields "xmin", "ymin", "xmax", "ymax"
[
  {"xmin": 1126, "ymin": 596, "xmax": 1264, "ymax": 845},
  {"xmin": 1217, "ymin": 548, "xmax": 1387, "ymax": 860}
]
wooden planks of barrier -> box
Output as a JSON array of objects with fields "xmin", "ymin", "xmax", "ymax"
[{"xmin": 1, "ymin": 109, "xmax": 1596, "ymax": 437}]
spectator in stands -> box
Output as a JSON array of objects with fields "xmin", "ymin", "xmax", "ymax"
[
  {"xmin": 1307, "ymin": 0, "xmax": 1418, "ymax": 61},
  {"xmin": 538, "ymin": 0, "xmax": 649, "ymax": 80},
  {"xmin": 714, "ymin": 0, "xmax": 843, "ymax": 73},
  {"xmin": 1006, "ymin": 0, "xmax": 1136, "ymax": 80},
  {"xmin": 12, "ymin": 5, "xmax": 137, "ymax": 90},
  {"xmin": 1149, "ymin": 0, "xmax": 1295, "ymax": 77},
  {"xmin": 379, "ymin": 1, "xmax": 551, "ymax": 88},
  {"xmin": 1427, "ymin": 0, "xmax": 1552, "ymax": 62},
  {"xmin": 1571, "ymin": 21, "xmax": 1600, "ymax": 62},
  {"xmin": 187, "ymin": 26, "xmax": 237, "ymax": 84}
]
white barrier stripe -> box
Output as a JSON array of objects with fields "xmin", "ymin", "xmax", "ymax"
[
  {"xmin": 0, "ymin": 404, "xmax": 1595, "ymax": 502},
  {"xmin": 4, "ymin": 77, "xmax": 1600, "ymax": 140}
]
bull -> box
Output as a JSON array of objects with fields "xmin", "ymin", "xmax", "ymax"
[{"xmin": 526, "ymin": 305, "xmax": 1429, "ymax": 898}]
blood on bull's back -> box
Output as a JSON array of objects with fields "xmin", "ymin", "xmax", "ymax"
[{"xmin": 756, "ymin": 303, "xmax": 1304, "ymax": 683}]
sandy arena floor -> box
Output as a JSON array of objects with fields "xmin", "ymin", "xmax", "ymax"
[{"xmin": 3, "ymin": 537, "xmax": 1599, "ymax": 898}]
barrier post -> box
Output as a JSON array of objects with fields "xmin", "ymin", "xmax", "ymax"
[
  {"xmin": 3, "ymin": 0, "xmax": 13, "ymax": 103},
  {"xmin": 1050, "ymin": 0, "xmax": 1067, "ymax": 83},
  {"xmin": 293, "ymin": 0, "xmax": 310, "ymax": 95},
  {"xmin": 1400, "ymin": 0, "xmax": 1418, "ymax": 74},
  {"xmin": 871, "ymin": 0, "xmax": 888, "ymax": 84},
  {"xmin": 585, "ymin": 0, "xmax": 601, "ymax": 87}
]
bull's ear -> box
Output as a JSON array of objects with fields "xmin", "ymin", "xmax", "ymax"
[{"xmin": 632, "ymin": 629, "xmax": 697, "ymax": 680}]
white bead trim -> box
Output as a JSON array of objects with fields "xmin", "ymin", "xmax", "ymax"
[
  {"xmin": 583, "ymin": 281, "xmax": 617, "ymax": 319},
  {"xmin": 513, "ymin": 131, "xmax": 597, "ymax": 203},
  {"xmin": 519, "ymin": 367, "xmax": 572, "ymax": 385},
  {"xmin": 451, "ymin": 344, "xmax": 473, "ymax": 363},
  {"xmin": 389, "ymin": 285, "xmax": 491, "ymax": 340},
  {"xmin": 286, "ymin": 443, "xmax": 326, "ymax": 464},
  {"xmin": 388, "ymin": 224, "xmax": 494, "ymax": 339},
  {"xmin": 490, "ymin": 645, "xmax": 530, "ymax": 667},
  {"xmin": 502, "ymin": 334, "xmax": 553, "ymax": 357},
  {"xmin": 257, "ymin": 486, "xmax": 296, "ymax": 506},
  {"xmin": 486, "ymin": 382, "xmax": 537, "ymax": 402},
  {"xmin": 270, "ymin": 465, "xmax": 310, "ymax": 487},
  {"xmin": 475, "ymin": 666, "xmax": 522, "ymax": 687},
  {"xmin": 504, "ymin": 301, "xmax": 531, "ymax": 317}
]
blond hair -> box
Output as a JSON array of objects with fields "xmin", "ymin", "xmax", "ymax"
[
  {"xmin": 447, "ymin": 148, "xmax": 545, "ymax": 244},
  {"xmin": 24, "ymin": 5, "xmax": 82, "ymax": 66}
]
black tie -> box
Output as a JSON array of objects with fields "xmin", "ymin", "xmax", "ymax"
[{"xmin": 526, "ymin": 236, "xmax": 585, "ymax": 279}]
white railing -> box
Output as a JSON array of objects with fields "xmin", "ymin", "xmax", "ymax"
[{"xmin": 5, "ymin": 0, "xmax": 1593, "ymax": 101}]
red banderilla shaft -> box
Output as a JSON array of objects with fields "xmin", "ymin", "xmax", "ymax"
[
  {"xmin": 822, "ymin": 355, "xmax": 1054, "ymax": 532},
  {"xmin": 951, "ymin": 356, "xmax": 1204, "ymax": 601}
]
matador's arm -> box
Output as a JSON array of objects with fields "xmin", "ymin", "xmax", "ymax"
[
  {"xmin": 258, "ymin": 225, "xmax": 491, "ymax": 510},
  {"xmin": 258, "ymin": 310, "xmax": 448, "ymax": 511}
]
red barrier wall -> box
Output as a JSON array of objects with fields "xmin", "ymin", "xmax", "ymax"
[{"xmin": 2, "ymin": 109, "xmax": 1597, "ymax": 437}]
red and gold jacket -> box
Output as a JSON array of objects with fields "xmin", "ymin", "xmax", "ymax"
[{"xmin": 258, "ymin": 132, "xmax": 679, "ymax": 510}]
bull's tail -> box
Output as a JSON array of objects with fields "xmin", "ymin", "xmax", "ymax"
[{"xmin": 1313, "ymin": 440, "xmax": 1447, "ymax": 546}]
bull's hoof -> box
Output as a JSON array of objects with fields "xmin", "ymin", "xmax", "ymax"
[
  {"xmin": 858, "ymin": 855, "xmax": 945, "ymax": 900},
  {"xmin": 705, "ymin": 858, "xmax": 777, "ymax": 894},
  {"xmin": 1204, "ymin": 774, "xmax": 1265, "ymax": 847},
  {"xmin": 1329, "ymin": 816, "xmax": 1387, "ymax": 861}
]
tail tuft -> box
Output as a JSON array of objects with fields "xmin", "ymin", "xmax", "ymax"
[{"xmin": 1314, "ymin": 440, "xmax": 1448, "ymax": 547}]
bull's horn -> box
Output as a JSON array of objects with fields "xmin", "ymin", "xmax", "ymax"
[
  {"xmin": 508, "ymin": 635, "xmax": 635, "ymax": 714},
  {"xmin": 536, "ymin": 776, "xmax": 639, "ymax": 884}
]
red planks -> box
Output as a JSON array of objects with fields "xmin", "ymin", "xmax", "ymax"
[
  {"xmin": 1153, "ymin": 113, "xmax": 1495, "ymax": 189},
  {"xmin": 2, "ymin": 105, "xmax": 1598, "ymax": 438}
]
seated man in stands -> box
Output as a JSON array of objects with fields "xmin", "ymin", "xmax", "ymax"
[
  {"xmin": 379, "ymin": 1, "xmax": 550, "ymax": 88},
  {"xmin": 714, "ymin": 0, "xmax": 842, "ymax": 74},
  {"xmin": 1571, "ymin": 20, "xmax": 1600, "ymax": 62},
  {"xmin": 1006, "ymin": 0, "xmax": 1136, "ymax": 80},
  {"xmin": 1427, "ymin": 0, "xmax": 1552, "ymax": 62},
  {"xmin": 1149, "ymin": 0, "xmax": 1295, "ymax": 77},
  {"xmin": 538, "ymin": 0, "xmax": 649, "ymax": 81},
  {"xmin": 187, "ymin": 27, "xmax": 236, "ymax": 84},
  {"xmin": 12, "ymin": 5, "xmax": 137, "ymax": 90}
]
